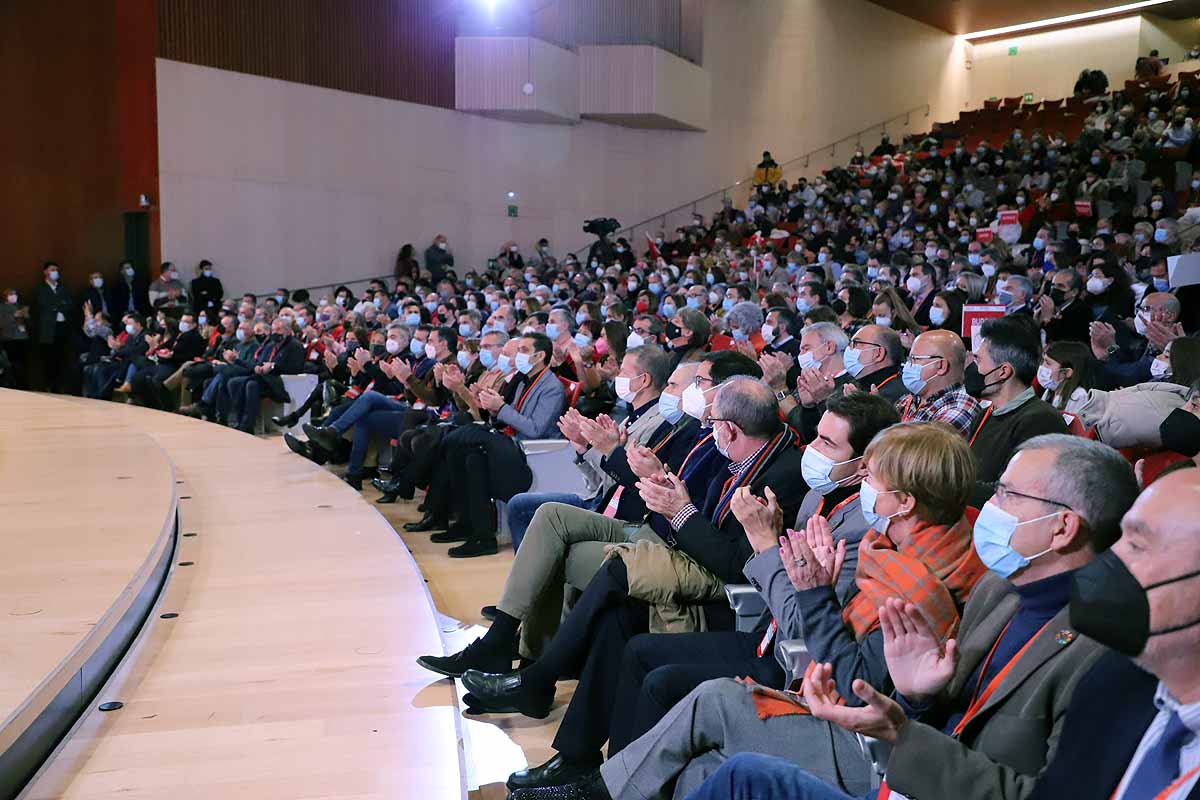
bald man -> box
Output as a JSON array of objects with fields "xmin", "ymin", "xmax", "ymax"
[
  {"xmin": 1029, "ymin": 465, "xmax": 1200, "ymax": 799},
  {"xmin": 896, "ymin": 329, "xmax": 981, "ymax": 437},
  {"xmin": 844, "ymin": 324, "xmax": 906, "ymax": 403}
]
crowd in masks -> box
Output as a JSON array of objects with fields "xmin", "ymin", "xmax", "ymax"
[{"xmin": 6, "ymin": 75, "xmax": 1200, "ymax": 800}]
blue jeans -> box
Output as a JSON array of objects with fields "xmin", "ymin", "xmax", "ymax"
[
  {"xmin": 330, "ymin": 391, "xmax": 407, "ymax": 434},
  {"xmin": 685, "ymin": 753, "xmax": 872, "ymax": 800},
  {"xmin": 346, "ymin": 409, "xmax": 408, "ymax": 477},
  {"xmin": 506, "ymin": 491, "xmax": 591, "ymax": 551}
]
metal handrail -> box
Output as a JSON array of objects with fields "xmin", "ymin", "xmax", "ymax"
[{"xmin": 570, "ymin": 102, "xmax": 932, "ymax": 257}]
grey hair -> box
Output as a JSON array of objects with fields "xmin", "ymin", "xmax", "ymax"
[
  {"xmin": 726, "ymin": 301, "xmax": 764, "ymax": 333},
  {"xmin": 1007, "ymin": 274, "xmax": 1033, "ymax": 300},
  {"xmin": 874, "ymin": 326, "xmax": 904, "ymax": 366},
  {"xmin": 959, "ymin": 271, "xmax": 988, "ymax": 303},
  {"xmin": 481, "ymin": 329, "xmax": 510, "ymax": 346},
  {"xmin": 712, "ymin": 376, "xmax": 781, "ymax": 439},
  {"xmin": 1013, "ymin": 434, "xmax": 1138, "ymax": 551},
  {"xmin": 802, "ymin": 321, "xmax": 849, "ymax": 354},
  {"xmin": 627, "ymin": 344, "xmax": 673, "ymax": 390},
  {"xmin": 548, "ymin": 307, "xmax": 575, "ymax": 333}
]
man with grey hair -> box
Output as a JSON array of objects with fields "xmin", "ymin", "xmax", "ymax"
[
  {"xmin": 545, "ymin": 434, "xmax": 1136, "ymax": 800},
  {"xmin": 1003, "ymin": 273, "xmax": 1035, "ymax": 316},
  {"xmin": 762, "ymin": 320, "xmax": 850, "ymax": 443},
  {"xmin": 724, "ymin": 301, "xmax": 764, "ymax": 344},
  {"xmin": 464, "ymin": 376, "xmax": 807, "ymax": 793},
  {"xmin": 1090, "ymin": 291, "xmax": 1184, "ymax": 388}
]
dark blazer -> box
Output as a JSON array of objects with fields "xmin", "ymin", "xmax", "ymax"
[
  {"xmin": 164, "ymin": 328, "xmax": 207, "ymax": 366},
  {"xmin": 1028, "ymin": 650, "xmax": 1200, "ymax": 800},
  {"xmin": 190, "ymin": 275, "xmax": 224, "ymax": 314},
  {"xmin": 672, "ymin": 435, "xmax": 807, "ymax": 585},
  {"xmin": 112, "ymin": 276, "xmax": 151, "ymax": 317},
  {"xmin": 1043, "ymin": 299, "xmax": 1092, "ymax": 344},
  {"xmin": 886, "ymin": 571, "xmax": 1108, "ymax": 800},
  {"xmin": 257, "ymin": 335, "xmax": 306, "ymax": 402},
  {"xmin": 36, "ymin": 281, "xmax": 73, "ymax": 343},
  {"xmin": 113, "ymin": 330, "xmax": 150, "ymax": 366},
  {"xmin": 80, "ymin": 286, "xmax": 116, "ymax": 317},
  {"xmin": 856, "ymin": 365, "xmax": 906, "ymax": 403}
]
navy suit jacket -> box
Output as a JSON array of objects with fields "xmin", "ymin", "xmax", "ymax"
[{"xmin": 1029, "ymin": 650, "xmax": 1200, "ymax": 800}]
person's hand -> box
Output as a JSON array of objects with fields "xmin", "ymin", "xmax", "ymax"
[
  {"xmin": 579, "ymin": 414, "xmax": 624, "ymax": 456},
  {"xmin": 479, "ymin": 387, "xmax": 505, "ymax": 412},
  {"xmin": 730, "ymin": 486, "xmax": 783, "ymax": 554},
  {"xmin": 83, "ymin": 299, "xmax": 93, "ymax": 316},
  {"xmin": 636, "ymin": 472, "xmax": 693, "ymax": 518},
  {"xmin": 897, "ymin": 329, "xmax": 916, "ymax": 349},
  {"xmin": 391, "ymin": 358, "xmax": 413, "ymax": 383},
  {"xmin": 222, "ymin": 348, "xmax": 238, "ymax": 362},
  {"xmin": 597, "ymin": 356, "xmax": 619, "ymax": 380},
  {"xmin": 801, "ymin": 662, "xmax": 909, "ymax": 744},
  {"xmin": 779, "ymin": 527, "xmax": 843, "ymax": 591},
  {"xmin": 798, "ymin": 368, "xmax": 836, "ymax": 407},
  {"xmin": 107, "ymin": 335, "xmax": 120, "ymax": 350},
  {"xmin": 879, "ymin": 597, "xmax": 958, "ymax": 703},
  {"xmin": 627, "ymin": 444, "xmax": 666, "ymax": 481},
  {"xmin": 802, "ymin": 514, "xmax": 845, "ymax": 582},
  {"xmin": 261, "ymin": 361, "xmax": 275, "ymax": 374},
  {"xmin": 1090, "ymin": 321, "xmax": 1117, "ymax": 359},
  {"xmin": 759, "ymin": 351, "xmax": 791, "ymax": 391},
  {"xmin": 323, "ymin": 349, "xmax": 339, "ymax": 370},
  {"xmin": 668, "ymin": 334, "xmax": 692, "ymax": 350},
  {"xmin": 735, "ymin": 339, "xmax": 757, "ymax": 359},
  {"xmin": 145, "ymin": 333, "xmax": 161, "ymax": 348},
  {"xmin": 1035, "ymin": 294, "xmax": 1054, "ymax": 325},
  {"xmin": 557, "ymin": 409, "xmax": 589, "ymax": 451},
  {"xmin": 1145, "ymin": 319, "xmax": 1184, "ymax": 351},
  {"xmin": 442, "ymin": 364, "xmax": 466, "ymax": 391}
]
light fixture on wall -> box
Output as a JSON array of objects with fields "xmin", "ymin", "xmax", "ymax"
[
  {"xmin": 960, "ymin": 0, "xmax": 1173, "ymax": 41},
  {"xmin": 138, "ymin": 193, "xmax": 153, "ymax": 208}
]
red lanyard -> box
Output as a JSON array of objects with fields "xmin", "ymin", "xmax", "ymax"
[
  {"xmin": 967, "ymin": 405, "xmax": 993, "ymax": 448},
  {"xmin": 952, "ymin": 619, "xmax": 1052, "ymax": 737},
  {"xmin": 675, "ymin": 432, "xmax": 714, "ymax": 476},
  {"xmin": 513, "ymin": 368, "xmax": 546, "ymax": 412},
  {"xmin": 815, "ymin": 492, "xmax": 859, "ymax": 520}
]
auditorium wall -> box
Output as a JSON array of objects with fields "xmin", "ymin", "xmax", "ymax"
[{"xmin": 157, "ymin": 0, "xmax": 964, "ymax": 295}]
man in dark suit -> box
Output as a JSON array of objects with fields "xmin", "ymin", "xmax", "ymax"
[
  {"xmin": 461, "ymin": 377, "xmax": 808, "ymax": 728},
  {"xmin": 1030, "ymin": 467, "xmax": 1200, "ymax": 800},
  {"xmin": 111, "ymin": 261, "xmax": 151, "ymax": 317},
  {"xmin": 225, "ymin": 316, "xmax": 305, "ymax": 433},
  {"xmin": 35, "ymin": 261, "xmax": 73, "ymax": 392},
  {"xmin": 79, "ymin": 271, "xmax": 115, "ymax": 318},
  {"xmin": 1037, "ymin": 268, "xmax": 1091, "ymax": 344}
]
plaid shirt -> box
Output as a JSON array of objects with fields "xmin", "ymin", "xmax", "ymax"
[
  {"xmin": 896, "ymin": 382, "xmax": 980, "ymax": 439},
  {"xmin": 669, "ymin": 439, "xmax": 769, "ymax": 531}
]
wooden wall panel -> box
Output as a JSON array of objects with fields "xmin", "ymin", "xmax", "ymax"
[{"xmin": 157, "ymin": 0, "xmax": 456, "ymax": 108}]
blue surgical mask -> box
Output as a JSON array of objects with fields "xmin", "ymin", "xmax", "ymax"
[
  {"xmin": 901, "ymin": 360, "xmax": 929, "ymax": 395},
  {"xmin": 657, "ymin": 391, "xmax": 685, "ymax": 424},
  {"xmin": 661, "ymin": 303, "xmax": 676, "ymax": 317},
  {"xmin": 1153, "ymin": 277, "xmax": 1170, "ymax": 292},
  {"xmin": 458, "ymin": 323, "xmax": 474, "ymax": 337},
  {"xmin": 972, "ymin": 500, "xmax": 1059, "ymax": 578},
  {"xmin": 801, "ymin": 446, "xmax": 860, "ymax": 496},
  {"xmin": 479, "ymin": 349, "xmax": 497, "ymax": 369},
  {"xmin": 575, "ymin": 310, "xmax": 587, "ymax": 325},
  {"xmin": 574, "ymin": 332, "xmax": 592, "ymax": 348},
  {"xmin": 686, "ymin": 297, "xmax": 702, "ymax": 309},
  {"xmin": 456, "ymin": 350, "xmax": 472, "ymax": 369},
  {"xmin": 405, "ymin": 312, "xmax": 421, "ymax": 326},
  {"xmin": 842, "ymin": 346, "xmax": 865, "ymax": 377},
  {"xmin": 722, "ymin": 298, "xmax": 735, "ymax": 312},
  {"xmin": 731, "ymin": 328, "xmax": 749, "ymax": 342},
  {"xmin": 1154, "ymin": 228, "xmax": 1168, "ymax": 243},
  {"xmin": 410, "ymin": 338, "xmax": 425, "ymax": 356},
  {"xmin": 497, "ymin": 354, "xmax": 512, "ymax": 373},
  {"xmin": 514, "ymin": 352, "xmax": 535, "ymax": 374},
  {"xmin": 859, "ymin": 478, "xmax": 900, "ymax": 533},
  {"xmin": 545, "ymin": 323, "xmax": 560, "ymax": 340}
]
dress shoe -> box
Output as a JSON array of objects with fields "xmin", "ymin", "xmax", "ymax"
[
  {"xmin": 303, "ymin": 423, "xmax": 341, "ymax": 454},
  {"xmin": 430, "ymin": 529, "xmax": 468, "ymax": 544},
  {"xmin": 373, "ymin": 476, "xmax": 415, "ymax": 500},
  {"xmin": 404, "ymin": 513, "xmax": 446, "ymax": 532},
  {"xmin": 507, "ymin": 753, "xmax": 604, "ymax": 792},
  {"xmin": 449, "ymin": 538, "xmax": 499, "ymax": 558},
  {"xmin": 481, "ymin": 605, "xmax": 498, "ymax": 621},
  {"xmin": 375, "ymin": 492, "xmax": 399, "ymax": 505},
  {"xmin": 177, "ymin": 403, "xmax": 206, "ymax": 419},
  {"xmin": 507, "ymin": 770, "xmax": 611, "ymax": 800},
  {"xmin": 284, "ymin": 432, "xmax": 310, "ymax": 458},
  {"xmin": 415, "ymin": 637, "xmax": 512, "ymax": 679},
  {"xmin": 460, "ymin": 669, "xmax": 554, "ymax": 719},
  {"xmin": 271, "ymin": 412, "xmax": 298, "ymax": 428},
  {"xmin": 342, "ymin": 473, "xmax": 363, "ymax": 491}
]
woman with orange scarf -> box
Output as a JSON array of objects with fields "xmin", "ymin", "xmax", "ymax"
[{"xmin": 575, "ymin": 422, "xmax": 990, "ymax": 800}]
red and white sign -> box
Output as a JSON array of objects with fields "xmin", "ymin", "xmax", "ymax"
[
  {"xmin": 962, "ymin": 304, "xmax": 1006, "ymax": 340},
  {"xmin": 975, "ymin": 228, "xmax": 994, "ymax": 243},
  {"xmin": 1074, "ymin": 200, "xmax": 1093, "ymax": 218},
  {"xmin": 998, "ymin": 210, "xmax": 1019, "ymax": 226}
]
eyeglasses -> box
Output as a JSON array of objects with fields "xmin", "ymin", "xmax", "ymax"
[
  {"xmin": 909, "ymin": 354, "xmax": 945, "ymax": 363},
  {"xmin": 993, "ymin": 483, "xmax": 1072, "ymax": 510},
  {"xmin": 850, "ymin": 339, "xmax": 885, "ymax": 350}
]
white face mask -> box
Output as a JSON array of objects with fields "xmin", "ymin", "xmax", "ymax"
[
  {"xmin": 614, "ymin": 374, "xmax": 641, "ymax": 403},
  {"xmin": 906, "ymin": 276, "xmax": 924, "ymax": 294},
  {"xmin": 797, "ymin": 350, "xmax": 822, "ymax": 371},
  {"xmin": 859, "ymin": 478, "xmax": 901, "ymax": 534},
  {"xmin": 385, "ymin": 338, "xmax": 402, "ymax": 355},
  {"xmin": 1037, "ymin": 364, "xmax": 1059, "ymax": 391},
  {"xmin": 760, "ymin": 324, "xmax": 776, "ymax": 343},
  {"xmin": 681, "ymin": 383, "xmax": 708, "ymax": 419},
  {"xmin": 801, "ymin": 446, "xmax": 860, "ymax": 496},
  {"xmin": 1150, "ymin": 357, "xmax": 1171, "ymax": 379},
  {"xmin": 928, "ymin": 306, "xmax": 947, "ymax": 326},
  {"xmin": 1086, "ymin": 276, "xmax": 1108, "ymax": 295}
]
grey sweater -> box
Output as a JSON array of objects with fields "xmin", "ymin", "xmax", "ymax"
[{"xmin": 495, "ymin": 369, "xmax": 567, "ymax": 440}]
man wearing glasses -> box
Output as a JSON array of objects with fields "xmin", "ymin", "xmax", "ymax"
[
  {"xmin": 897, "ymin": 329, "xmax": 980, "ymax": 437},
  {"xmin": 843, "ymin": 324, "xmax": 907, "ymax": 403}
]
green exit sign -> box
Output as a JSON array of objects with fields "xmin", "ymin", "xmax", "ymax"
[
  {"xmin": 1023, "ymin": 92, "xmax": 1034, "ymax": 103},
  {"xmin": 507, "ymin": 204, "xmax": 519, "ymax": 218},
  {"xmin": 1008, "ymin": 46, "xmax": 1018, "ymax": 56}
]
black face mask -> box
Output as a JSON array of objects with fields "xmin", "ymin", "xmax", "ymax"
[
  {"xmin": 255, "ymin": 333, "xmax": 267, "ymax": 343},
  {"xmin": 1071, "ymin": 549, "xmax": 1200, "ymax": 657},
  {"xmin": 1160, "ymin": 407, "xmax": 1200, "ymax": 457},
  {"xmin": 1049, "ymin": 287, "xmax": 1067, "ymax": 305},
  {"xmin": 371, "ymin": 344, "xmax": 386, "ymax": 357},
  {"xmin": 964, "ymin": 362, "xmax": 1005, "ymax": 398}
]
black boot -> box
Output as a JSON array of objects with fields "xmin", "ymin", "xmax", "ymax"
[{"xmin": 506, "ymin": 753, "xmax": 604, "ymax": 792}]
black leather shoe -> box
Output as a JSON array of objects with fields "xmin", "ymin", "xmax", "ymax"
[
  {"xmin": 271, "ymin": 412, "xmax": 298, "ymax": 428},
  {"xmin": 506, "ymin": 753, "xmax": 604, "ymax": 792},
  {"xmin": 460, "ymin": 669, "xmax": 553, "ymax": 719},
  {"xmin": 283, "ymin": 432, "xmax": 313, "ymax": 460},
  {"xmin": 415, "ymin": 637, "xmax": 512, "ymax": 679},
  {"xmin": 375, "ymin": 493, "xmax": 399, "ymax": 505},
  {"xmin": 430, "ymin": 530, "xmax": 469, "ymax": 543},
  {"xmin": 303, "ymin": 423, "xmax": 340, "ymax": 454},
  {"xmin": 404, "ymin": 513, "xmax": 445, "ymax": 532},
  {"xmin": 449, "ymin": 538, "xmax": 499, "ymax": 558},
  {"xmin": 507, "ymin": 770, "xmax": 611, "ymax": 800},
  {"xmin": 342, "ymin": 473, "xmax": 362, "ymax": 491},
  {"xmin": 481, "ymin": 605, "xmax": 498, "ymax": 621}
]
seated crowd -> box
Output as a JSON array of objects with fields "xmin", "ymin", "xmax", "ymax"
[{"xmin": 5, "ymin": 81, "xmax": 1200, "ymax": 800}]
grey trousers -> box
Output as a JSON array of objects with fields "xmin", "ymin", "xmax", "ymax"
[
  {"xmin": 496, "ymin": 502, "xmax": 661, "ymax": 659},
  {"xmin": 599, "ymin": 677, "xmax": 873, "ymax": 800}
]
